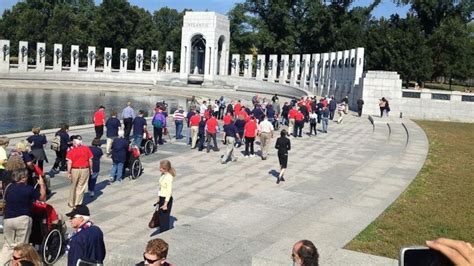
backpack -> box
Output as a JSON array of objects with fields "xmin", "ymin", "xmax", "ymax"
[
  {"xmin": 152, "ymin": 116, "xmax": 163, "ymax": 128},
  {"xmin": 51, "ymin": 135, "xmax": 61, "ymax": 151}
]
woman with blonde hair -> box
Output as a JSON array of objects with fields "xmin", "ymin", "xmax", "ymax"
[
  {"xmin": 11, "ymin": 243, "xmax": 41, "ymax": 266},
  {"xmin": 156, "ymin": 160, "xmax": 175, "ymax": 233}
]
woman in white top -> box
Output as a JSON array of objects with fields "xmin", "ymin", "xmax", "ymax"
[
  {"xmin": 337, "ymin": 103, "xmax": 346, "ymax": 124},
  {"xmin": 157, "ymin": 160, "xmax": 175, "ymax": 233}
]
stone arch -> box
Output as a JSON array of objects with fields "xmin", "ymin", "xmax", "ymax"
[{"xmin": 190, "ymin": 33, "xmax": 206, "ymax": 74}]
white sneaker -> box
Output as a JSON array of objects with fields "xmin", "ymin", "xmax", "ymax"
[
  {"xmin": 245, "ymin": 155, "xmax": 249, "ymax": 158},
  {"xmin": 250, "ymin": 154, "xmax": 255, "ymax": 158}
]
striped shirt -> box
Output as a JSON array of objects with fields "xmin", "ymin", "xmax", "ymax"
[{"xmin": 173, "ymin": 110, "xmax": 185, "ymax": 121}]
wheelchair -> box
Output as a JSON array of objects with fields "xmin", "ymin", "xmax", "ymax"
[
  {"xmin": 141, "ymin": 130, "xmax": 156, "ymax": 156},
  {"xmin": 30, "ymin": 201, "xmax": 67, "ymax": 265},
  {"xmin": 124, "ymin": 144, "xmax": 143, "ymax": 179}
]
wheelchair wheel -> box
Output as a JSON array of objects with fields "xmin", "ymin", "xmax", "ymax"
[
  {"xmin": 42, "ymin": 228, "xmax": 63, "ymax": 265},
  {"xmin": 144, "ymin": 140, "xmax": 154, "ymax": 155},
  {"xmin": 130, "ymin": 159, "xmax": 143, "ymax": 179}
]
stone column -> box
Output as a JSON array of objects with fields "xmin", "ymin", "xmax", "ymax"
[
  {"xmin": 0, "ymin": 40, "xmax": 10, "ymax": 73},
  {"xmin": 355, "ymin": 47, "xmax": 365, "ymax": 86},
  {"xmin": 135, "ymin": 49, "xmax": 144, "ymax": 73},
  {"xmin": 18, "ymin": 41, "xmax": 28, "ymax": 72},
  {"xmin": 53, "ymin": 44, "xmax": 63, "ymax": 72},
  {"xmin": 300, "ymin": 54, "xmax": 311, "ymax": 89},
  {"xmin": 231, "ymin": 54, "xmax": 240, "ymax": 76},
  {"xmin": 70, "ymin": 45, "xmax": 79, "ymax": 72},
  {"xmin": 165, "ymin": 51, "xmax": 174, "ymax": 73},
  {"xmin": 36, "ymin": 42, "xmax": 46, "ymax": 72},
  {"xmin": 328, "ymin": 52, "xmax": 337, "ymax": 97},
  {"xmin": 255, "ymin": 54, "xmax": 265, "ymax": 81},
  {"xmin": 103, "ymin": 47, "xmax": 112, "ymax": 73},
  {"xmin": 321, "ymin": 53, "xmax": 330, "ymax": 96},
  {"xmin": 120, "ymin": 48, "xmax": 128, "ymax": 73},
  {"xmin": 87, "ymin": 46, "xmax": 96, "ymax": 73},
  {"xmin": 267, "ymin": 54, "xmax": 278, "ymax": 82},
  {"xmin": 290, "ymin": 54, "xmax": 300, "ymax": 87},
  {"xmin": 309, "ymin": 53, "xmax": 319, "ymax": 94},
  {"xmin": 180, "ymin": 40, "xmax": 188, "ymax": 79},
  {"xmin": 151, "ymin": 50, "xmax": 159, "ymax": 72},
  {"xmin": 279, "ymin": 54, "xmax": 289, "ymax": 84},
  {"xmin": 244, "ymin": 54, "xmax": 253, "ymax": 78}
]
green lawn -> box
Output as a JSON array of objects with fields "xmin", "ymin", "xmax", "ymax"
[{"xmin": 345, "ymin": 121, "xmax": 474, "ymax": 259}]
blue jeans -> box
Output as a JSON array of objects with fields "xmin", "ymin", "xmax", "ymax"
[
  {"xmin": 175, "ymin": 120, "xmax": 183, "ymax": 139},
  {"xmin": 133, "ymin": 135, "xmax": 143, "ymax": 147},
  {"xmin": 322, "ymin": 118, "xmax": 329, "ymax": 132},
  {"xmin": 186, "ymin": 127, "xmax": 192, "ymax": 145},
  {"xmin": 88, "ymin": 172, "xmax": 99, "ymax": 192},
  {"xmin": 110, "ymin": 162, "xmax": 124, "ymax": 182}
]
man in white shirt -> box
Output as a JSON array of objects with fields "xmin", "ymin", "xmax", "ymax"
[{"xmin": 258, "ymin": 115, "xmax": 274, "ymax": 160}]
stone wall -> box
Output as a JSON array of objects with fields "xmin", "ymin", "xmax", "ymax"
[{"xmin": 360, "ymin": 71, "xmax": 474, "ymax": 122}]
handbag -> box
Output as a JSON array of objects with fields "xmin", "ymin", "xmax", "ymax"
[
  {"xmin": 0, "ymin": 183, "xmax": 12, "ymax": 216},
  {"xmin": 148, "ymin": 205, "xmax": 160, "ymax": 229}
]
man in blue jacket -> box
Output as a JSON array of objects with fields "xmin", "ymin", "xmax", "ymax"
[{"xmin": 67, "ymin": 204, "xmax": 105, "ymax": 266}]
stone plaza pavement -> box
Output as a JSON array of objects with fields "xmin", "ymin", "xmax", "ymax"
[{"xmin": 2, "ymin": 106, "xmax": 428, "ymax": 265}]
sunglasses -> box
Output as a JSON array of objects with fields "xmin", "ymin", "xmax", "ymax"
[
  {"xmin": 143, "ymin": 253, "xmax": 162, "ymax": 264},
  {"xmin": 12, "ymin": 255, "xmax": 24, "ymax": 260}
]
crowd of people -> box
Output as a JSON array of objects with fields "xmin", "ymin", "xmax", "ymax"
[{"xmin": 0, "ymin": 93, "xmax": 471, "ymax": 266}]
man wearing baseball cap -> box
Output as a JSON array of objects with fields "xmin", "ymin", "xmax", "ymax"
[{"xmin": 66, "ymin": 204, "xmax": 105, "ymax": 266}]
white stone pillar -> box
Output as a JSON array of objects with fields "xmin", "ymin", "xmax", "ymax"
[
  {"xmin": 211, "ymin": 46, "xmax": 218, "ymax": 77},
  {"xmin": 328, "ymin": 52, "xmax": 337, "ymax": 96},
  {"xmin": 290, "ymin": 54, "xmax": 300, "ymax": 87},
  {"xmin": 244, "ymin": 54, "xmax": 252, "ymax": 78},
  {"xmin": 321, "ymin": 53, "xmax": 329, "ymax": 96},
  {"xmin": 103, "ymin": 47, "xmax": 112, "ymax": 73},
  {"xmin": 18, "ymin": 41, "xmax": 28, "ymax": 72},
  {"xmin": 343, "ymin": 50, "xmax": 350, "ymax": 82},
  {"xmin": 120, "ymin": 48, "xmax": 128, "ymax": 73},
  {"xmin": 180, "ymin": 40, "xmax": 188, "ymax": 79},
  {"xmin": 165, "ymin": 51, "xmax": 174, "ymax": 73},
  {"xmin": 268, "ymin": 54, "xmax": 278, "ymax": 82},
  {"xmin": 255, "ymin": 54, "xmax": 265, "ymax": 81},
  {"xmin": 70, "ymin": 45, "xmax": 79, "ymax": 72},
  {"xmin": 348, "ymin": 48, "xmax": 356, "ymax": 85},
  {"xmin": 151, "ymin": 50, "xmax": 159, "ymax": 72},
  {"xmin": 53, "ymin": 44, "xmax": 63, "ymax": 72},
  {"xmin": 279, "ymin": 54, "xmax": 289, "ymax": 84},
  {"xmin": 36, "ymin": 42, "xmax": 46, "ymax": 72},
  {"xmin": 300, "ymin": 54, "xmax": 311, "ymax": 89},
  {"xmin": 87, "ymin": 46, "xmax": 96, "ymax": 73},
  {"xmin": 231, "ymin": 54, "xmax": 240, "ymax": 76},
  {"xmin": 355, "ymin": 47, "xmax": 365, "ymax": 85},
  {"xmin": 0, "ymin": 40, "xmax": 10, "ymax": 73},
  {"xmin": 309, "ymin": 53, "xmax": 319, "ymax": 93},
  {"xmin": 135, "ymin": 49, "xmax": 144, "ymax": 73}
]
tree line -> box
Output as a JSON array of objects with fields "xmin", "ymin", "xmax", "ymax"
[{"xmin": 0, "ymin": 0, "xmax": 473, "ymax": 84}]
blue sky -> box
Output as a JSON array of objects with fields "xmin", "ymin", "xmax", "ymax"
[{"xmin": 1, "ymin": 0, "xmax": 410, "ymax": 18}]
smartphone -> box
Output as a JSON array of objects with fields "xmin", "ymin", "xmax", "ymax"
[{"xmin": 400, "ymin": 246, "xmax": 453, "ymax": 266}]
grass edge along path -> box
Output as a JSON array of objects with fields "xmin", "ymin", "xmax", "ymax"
[{"xmin": 344, "ymin": 120, "xmax": 474, "ymax": 259}]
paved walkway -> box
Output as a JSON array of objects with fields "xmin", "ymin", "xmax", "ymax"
[{"xmin": 2, "ymin": 92, "xmax": 429, "ymax": 265}]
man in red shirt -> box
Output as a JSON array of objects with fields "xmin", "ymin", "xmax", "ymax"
[
  {"xmin": 223, "ymin": 112, "xmax": 232, "ymax": 126},
  {"xmin": 189, "ymin": 112, "xmax": 201, "ymax": 149},
  {"xmin": 66, "ymin": 136, "xmax": 93, "ymax": 208},
  {"xmin": 288, "ymin": 106, "xmax": 297, "ymax": 136},
  {"xmin": 295, "ymin": 110, "xmax": 305, "ymax": 137},
  {"xmin": 244, "ymin": 116, "xmax": 258, "ymax": 157},
  {"xmin": 205, "ymin": 114, "xmax": 219, "ymax": 153},
  {"xmin": 93, "ymin": 105, "xmax": 106, "ymax": 139}
]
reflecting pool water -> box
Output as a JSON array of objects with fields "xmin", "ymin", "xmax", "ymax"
[{"xmin": 0, "ymin": 88, "xmax": 186, "ymax": 134}]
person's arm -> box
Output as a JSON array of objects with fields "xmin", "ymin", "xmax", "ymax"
[
  {"xmin": 275, "ymin": 138, "xmax": 280, "ymax": 149},
  {"xmin": 37, "ymin": 176, "xmax": 47, "ymax": 201},
  {"xmin": 287, "ymin": 139, "xmax": 291, "ymax": 151},
  {"xmin": 67, "ymin": 159, "xmax": 72, "ymax": 180}
]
